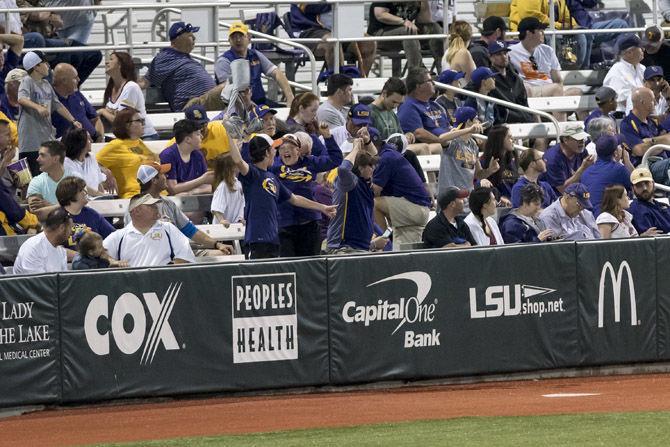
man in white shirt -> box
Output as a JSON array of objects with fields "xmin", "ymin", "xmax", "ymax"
[
  {"xmin": 103, "ymin": 194, "xmax": 196, "ymax": 267},
  {"xmin": 13, "ymin": 207, "xmax": 71, "ymax": 274},
  {"xmin": 603, "ymin": 34, "xmax": 646, "ymax": 112}
]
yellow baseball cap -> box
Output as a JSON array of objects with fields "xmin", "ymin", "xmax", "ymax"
[{"xmin": 229, "ymin": 21, "xmax": 249, "ymax": 36}]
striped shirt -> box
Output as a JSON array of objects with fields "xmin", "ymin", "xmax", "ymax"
[{"xmin": 145, "ymin": 47, "xmax": 215, "ymax": 111}]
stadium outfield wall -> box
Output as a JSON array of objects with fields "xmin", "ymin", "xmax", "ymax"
[{"xmin": 0, "ymin": 237, "xmax": 663, "ymax": 407}]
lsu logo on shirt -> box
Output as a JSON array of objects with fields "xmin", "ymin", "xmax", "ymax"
[
  {"xmin": 262, "ymin": 178, "xmax": 279, "ymax": 196},
  {"xmin": 279, "ymin": 166, "xmax": 313, "ymax": 183},
  {"xmin": 150, "ymin": 231, "xmax": 163, "ymax": 241}
]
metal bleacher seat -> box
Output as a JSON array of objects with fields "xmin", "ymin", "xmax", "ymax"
[{"xmin": 87, "ymin": 194, "xmax": 215, "ymax": 218}]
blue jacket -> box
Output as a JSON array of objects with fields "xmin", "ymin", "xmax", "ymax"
[
  {"xmin": 290, "ymin": 3, "xmax": 332, "ymax": 32},
  {"xmin": 499, "ymin": 211, "xmax": 543, "ymax": 244},
  {"xmin": 566, "ymin": 0, "xmax": 598, "ymax": 28},
  {"xmin": 629, "ymin": 198, "xmax": 670, "ymax": 234}
]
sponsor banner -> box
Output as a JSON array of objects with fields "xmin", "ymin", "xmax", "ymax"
[
  {"xmin": 329, "ymin": 243, "xmax": 579, "ymax": 384},
  {"xmin": 576, "ymin": 239, "xmax": 657, "ymax": 364},
  {"xmin": 60, "ymin": 260, "xmax": 328, "ymax": 402},
  {"xmin": 0, "ymin": 274, "xmax": 59, "ymax": 407},
  {"xmin": 655, "ymin": 238, "xmax": 670, "ymax": 360}
]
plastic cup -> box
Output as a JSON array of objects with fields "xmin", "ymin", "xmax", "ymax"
[{"xmin": 7, "ymin": 158, "xmax": 32, "ymax": 186}]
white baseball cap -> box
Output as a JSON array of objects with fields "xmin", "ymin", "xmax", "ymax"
[
  {"xmin": 5, "ymin": 68, "xmax": 27, "ymax": 84},
  {"xmin": 137, "ymin": 162, "xmax": 171, "ymax": 185},
  {"xmin": 22, "ymin": 51, "xmax": 46, "ymax": 71},
  {"xmin": 128, "ymin": 194, "xmax": 161, "ymax": 212}
]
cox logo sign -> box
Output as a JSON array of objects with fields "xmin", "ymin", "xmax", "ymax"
[{"xmin": 84, "ymin": 283, "xmax": 182, "ymax": 364}]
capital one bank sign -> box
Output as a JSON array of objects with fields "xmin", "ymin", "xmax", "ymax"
[{"xmin": 597, "ymin": 261, "xmax": 638, "ymax": 328}]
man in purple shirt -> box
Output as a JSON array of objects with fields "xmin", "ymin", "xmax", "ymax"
[
  {"xmin": 629, "ymin": 166, "xmax": 670, "ymax": 234},
  {"xmin": 51, "ymin": 63, "xmax": 103, "ymax": 141},
  {"xmin": 159, "ymin": 119, "xmax": 212, "ymax": 195},
  {"xmin": 541, "ymin": 124, "xmax": 595, "ymax": 194}
]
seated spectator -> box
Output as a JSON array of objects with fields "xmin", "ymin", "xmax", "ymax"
[
  {"xmin": 317, "ymin": 73, "xmax": 353, "ymax": 129},
  {"xmin": 581, "ymin": 134, "xmax": 633, "ymax": 216},
  {"xmin": 172, "ymin": 105, "xmax": 232, "ymax": 167},
  {"xmin": 629, "ymin": 167, "xmax": 670, "ymax": 234},
  {"xmin": 0, "ymin": 131, "xmax": 38, "ymax": 235},
  {"xmin": 500, "ymin": 183, "xmax": 554, "ymax": 243},
  {"xmin": 369, "ymin": 77, "xmax": 434, "ymax": 154},
  {"xmin": 159, "ymin": 119, "xmax": 212, "ymax": 195},
  {"xmin": 272, "ymin": 128, "xmax": 343, "ymax": 257},
  {"xmin": 63, "ymin": 128, "xmax": 112, "ymax": 196},
  {"xmin": 422, "ymin": 186, "xmax": 475, "ymax": 249},
  {"xmin": 443, "ymin": 21, "xmax": 475, "ymax": 78},
  {"xmin": 18, "ymin": 51, "xmax": 81, "ymax": 175},
  {"xmin": 142, "ymin": 22, "xmax": 221, "ymax": 111},
  {"xmin": 42, "ymin": 0, "xmax": 97, "ymax": 44},
  {"xmin": 55, "ymin": 176, "xmax": 115, "ymax": 248},
  {"xmin": 134, "ymin": 163, "xmax": 234, "ymax": 256},
  {"xmin": 597, "ymin": 184, "xmax": 655, "ymax": 239},
  {"xmin": 1, "ymin": 68, "xmax": 26, "ymax": 120},
  {"xmin": 511, "ymin": 148, "xmax": 558, "ymax": 208},
  {"xmin": 99, "ymin": 52, "xmax": 157, "ymax": 140},
  {"xmin": 330, "ymin": 103, "xmax": 378, "ymax": 154},
  {"xmin": 228, "ymin": 133, "xmax": 336, "ymax": 259},
  {"xmin": 51, "ymin": 63, "xmax": 102, "ymax": 142},
  {"xmin": 104, "ymin": 194, "xmax": 196, "ymax": 267},
  {"xmin": 96, "ymin": 108, "xmax": 158, "ymax": 198},
  {"xmin": 539, "ymin": 183, "xmax": 600, "ymax": 240},
  {"xmin": 625, "ymin": 66, "xmax": 670, "ymax": 116},
  {"xmin": 27, "ymin": 140, "xmax": 81, "ymax": 218},
  {"xmin": 72, "ymin": 231, "xmax": 126, "ymax": 270},
  {"xmin": 211, "ymin": 154, "xmax": 244, "ymax": 226},
  {"xmin": 488, "ymin": 41, "xmax": 536, "ymax": 124},
  {"xmin": 541, "ymin": 124, "xmax": 594, "ymax": 194},
  {"xmin": 435, "ymin": 69, "xmax": 464, "ymax": 124},
  {"xmin": 620, "ymin": 87, "xmax": 670, "ymax": 185},
  {"xmin": 585, "ymin": 116, "xmax": 622, "ymax": 160},
  {"xmin": 641, "ymin": 25, "xmax": 670, "ymax": 81},
  {"xmin": 462, "ymin": 66, "xmax": 506, "ymax": 124},
  {"xmin": 287, "ymin": 92, "xmax": 320, "ymax": 134},
  {"xmin": 13, "ymin": 207, "xmax": 71, "ymax": 274},
  {"xmin": 438, "ymin": 106, "xmax": 495, "ymax": 195},
  {"xmin": 368, "ymin": 1, "xmax": 443, "ymax": 72},
  {"xmin": 468, "ymin": 16, "xmax": 507, "ymax": 68},
  {"xmin": 464, "ymin": 186, "xmax": 504, "ymax": 246},
  {"xmin": 290, "ymin": 3, "xmax": 377, "ymax": 76},
  {"xmin": 326, "ymin": 138, "xmax": 380, "ymax": 253},
  {"xmin": 372, "ymin": 132, "xmax": 432, "ymax": 248},
  {"xmin": 584, "ymin": 86, "xmax": 618, "ymax": 131},
  {"xmin": 603, "ymin": 34, "xmax": 646, "ymax": 111},
  {"xmin": 480, "ymin": 125, "xmax": 518, "ymax": 201},
  {"xmin": 215, "ymin": 21, "xmax": 294, "ymax": 107}
]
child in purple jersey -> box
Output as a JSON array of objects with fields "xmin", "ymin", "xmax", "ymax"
[
  {"xmin": 159, "ymin": 119, "xmax": 212, "ymax": 195},
  {"xmin": 228, "ymin": 133, "xmax": 337, "ymax": 259}
]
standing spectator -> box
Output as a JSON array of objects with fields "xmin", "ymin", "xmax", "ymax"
[
  {"xmin": 511, "ymin": 148, "xmax": 558, "ymax": 208},
  {"xmin": 488, "ymin": 41, "xmax": 536, "ymax": 124},
  {"xmin": 99, "ymin": 52, "xmax": 156, "ymax": 140},
  {"xmin": 0, "ymin": 68, "xmax": 26, "ymax": 120},
  {"xmin": 468, "ymin": 16, "xmax": 507, "ymax": 68},
  {"xmin": 215, "ymin": 21, "xmax": 294, "ymax": 107},
  {"xmin": 422, "ymin": 186, "xmax": 475, "ymax": 248},
  {"xmin": 580, "ymin": 134, "xmax": 632, "ymax": 216},
  {"xmin": 641, "ymin": 25, "xmax": 670, "ymax": 79},
  {"xmin": 629, "ymin": 167, "xmax": 670, "ymax": 234},
  {"xmin": 317, "ymin": 73, "xmax": 353, "ymax": 129},
  {"xmin": 368, "ymin": 1, "xmax": 443, "ymax": 72},
  {"xmin": 211, "ymin": 154, "xmax": 244, "ymax": 226},
  {"xmin": 159, "ymin": 119, "xmax": 212, "ymax": 195},
  {"xmin": 603, "ymin": 34, "xmax": 646, "ymax": 112},
  {"xmin": 480, "ymin": 125, "xmax": 519, "ymax": 201},
  {"xmin": 500, "ymin": 183, "xmax": 554, "ymax": 243},
  {"xmin": 18, "ymin": 51, "xmax": 81, "ymax": 175},
  {"xmin": 443, "ymin": 21, "xmax": 475, "ymax": 78},
  {"xmin": 51, "ymin": 63, "xmax": 103, "ymax": 141},
  {"xmin": 103, "ymin": 194, "xmax": 196, "ymax": 267},
  {"xmin": 435, "ymin": 69, "xmax": 464, "ymax": 124},
  {"xmin": 12, "ymin": 207, "xmax": 71, "ymax": 275},
  {"xmin": 96, "ymin": 108, "xmax": 158, "ymax": 198},
  {"xmin": 287, "ymin": 92, "xmax": 319, "ymax": 134},
  {"xmin": 539, "ymin": 183, "xmax": 600, "ymax": 240},
  {"xmin": 584, "ymin": 86, "xmax": 618, "ymax": 131},
  {"xmin": 63, "ymin": 127, "xmax": 112, "ymax": 196},
  {"xmin": 541, "ymin": 124, "xmax": 594, "ymax": 194},
  {"xmin": 596, "ymin": 184, "xmax": 654, "ymax": 239},
  {"xmin": 141, "ymin": 22, "xmax": 221, "ymax": 111},
  {"xmin": 464, "ymin": 186, "xmax": 505, "ymax": 246}
]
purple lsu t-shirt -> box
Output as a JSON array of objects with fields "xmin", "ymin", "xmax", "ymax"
[
  {"xmin": 397, "ymin": 96, "xmax": 450, "ymax": 136},
  {"xmin": 159, "ymin": 143, "xmax": 208, "ymax": 183},
  {"xmin": 373, "ymin": 145, "xmax": 432, "ymax": 207}
]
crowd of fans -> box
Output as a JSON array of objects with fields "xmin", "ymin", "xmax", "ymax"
[{"xmin": 1, "ymin": 1, "xmax": 670, "ymax": 275}]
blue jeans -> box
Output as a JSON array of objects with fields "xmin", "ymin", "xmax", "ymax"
[
  {"xmin": 582, "ymin": 19, "xmax": 629, "ymax": 68},
  {"xmin": 23, "ymin": 32, "xmax": 102, "ymax": 84},
  {"xmin": 58, "ymin": 20, "xmax": 95, "ymax": 44},
  {"xmin": 649, "ymin": 157, "xmax": 670, "ymax": 186}
]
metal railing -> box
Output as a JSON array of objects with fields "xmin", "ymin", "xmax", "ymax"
[{"xmin": 641, "ymin": 144, "xmax": 670, "ymax": 193}]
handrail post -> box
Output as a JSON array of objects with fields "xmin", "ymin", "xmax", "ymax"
[
  {"xmin": 548, "ymin": 0, "xmax": 556, "ymax": 51},
  {"xmin": 128, "ymin": 6, "xmax": 135, "ymax": 58}
]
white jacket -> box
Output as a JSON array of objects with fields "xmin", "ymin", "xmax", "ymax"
[{"xmin": 464, "ymin": 212, "xmax": 505, "ymax": 246}]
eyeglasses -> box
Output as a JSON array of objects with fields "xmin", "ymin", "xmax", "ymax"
[
  {"xmin": 529, "ymin": 55, "xmax": 539, "ymax": 71},
  {"xmin": 128, "ymin": 118, "xmax": 145, "ymax": 125},
  {"xmin": 421, "ymin": 78, "xmax": 434, "ymax": 85}
]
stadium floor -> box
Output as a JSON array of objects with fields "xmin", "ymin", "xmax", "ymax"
[{"xmin": 2, "ymin": 372, "xmax": 670, "ymax": 445}]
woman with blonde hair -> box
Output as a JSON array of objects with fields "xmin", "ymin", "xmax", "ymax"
[{"xmin": 443, "ymin": 20, "xmax": 476, "ymax": 79}]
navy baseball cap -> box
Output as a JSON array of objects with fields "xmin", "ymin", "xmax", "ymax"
[
  {"xmin": 368, "ymin": 126, "xmax": 381, "ymax": 144},
  {"xmin": 437, "ymin": 69, "xmax": 465, "ymax": 85},
  {"xmin": 184, "ymin": 104, "xmax": 209, "ymax": 126},
  {"xmin": 348, "ymin": 103, "xmax": 372, "ymax": 126},
  {"xmin": 488, "ymin": 41, "xmax": 511, "ymax": 55},
  {"xmin": 471, "ymin": 66, "xmax": 497, "ymax": 87},
  {"xmin": 616, "ymin": 34, "xmax": 642, "ymax": 54},
  {"xmin": 439, "ymin": 186, "xmax": 470, "ymax": 208},
  {"xmin": 169, "ymin": 22, "xmax": 200, "ymax": 41},
  {"xmin": 595, "ymin": 134, "xmax": 620, "ymax": 158},
  {"xmin": 595, "ymin": 86, "xmax": 617, "ymax": 104},
  {"xmin": 255, "ymin": 104, "xmax": 278, "ymax": 119},
  {"xmin": 454, "ymin": 106, "xmax": 478, "ymax": 127},
  {"xmin": 644, "ymin": 65, "xmax": 664, "ymax": 80},
  {"xmin": 565, "ymin": 183, "xmax": 593, "ymax": 210}
]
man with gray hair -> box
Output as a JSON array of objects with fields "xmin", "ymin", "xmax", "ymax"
[{"xmin": 603, "ymin": 34, "xmax": 646, "ymax": 111}]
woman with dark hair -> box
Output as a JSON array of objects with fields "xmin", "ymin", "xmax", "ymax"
[
  {"xmin": 63, "ymin": 127, "xmax": 115, "ymax": 196},
  {"xmin": 596, "ymin": 184, "xmax": 659, "ymax": 239},
  {"xmin": 98, "ymin": 51, "xmax": 157, "ymax": 139},
  {"xmin": 287, "ymin": 92, "xmax": 320, "ymax": 134},
  {"xmin": 95, "ymin": 108, "xmax": 157, "ymax": 198},
  {"xmin": 464, "ymin": 186, "xmax": 504, "ymax": 245},
  {"xmin": 481, "ymin": 125, "xmax": 519, "ymax": 201},
  {"xmin": 500, "ymin": 183, "xmax": 554, "ymax": 243}
]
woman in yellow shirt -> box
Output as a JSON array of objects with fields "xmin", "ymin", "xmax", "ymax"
[{"xmin": 96, "ymin": 108, "xmax": 158, "ymax": 198}]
